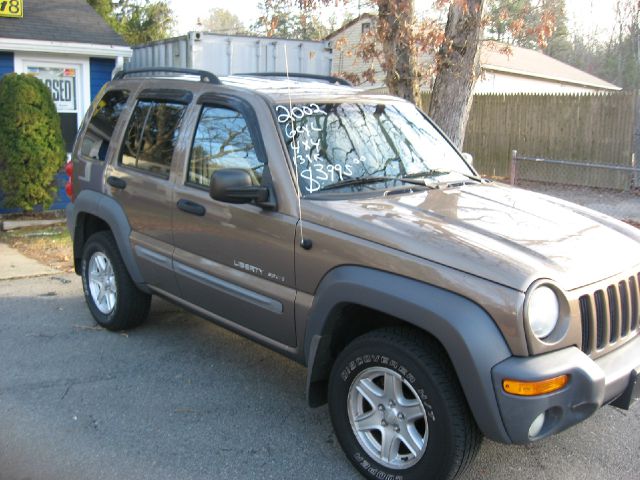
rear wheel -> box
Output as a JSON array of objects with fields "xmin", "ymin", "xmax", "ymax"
[
  {"xmin": 81, "ymin": 231, "xmax": 150, "ymax": 330},
  {"xmin": 328, "ymin": 328, "xmax": 481, "ymax": 480}
]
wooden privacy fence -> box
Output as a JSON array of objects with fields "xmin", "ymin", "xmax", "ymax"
[{"xmin": 457, "ymin": 92, "xmax": 638, "ymax": 190}]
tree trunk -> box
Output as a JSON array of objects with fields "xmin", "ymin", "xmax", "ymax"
[
  {"xmin": 377, "ymin": 0, "xmax": 419, "ymax": 103},
  {"xmin": 428, "ymin": 0, "xmax": 484, "ymax": 149},
  {"xmin": 635, "ymin": 90, "xmax": 640, "ymax": 188}
]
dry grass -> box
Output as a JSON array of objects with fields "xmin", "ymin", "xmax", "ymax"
[{"xmin": 0, "ymin": 224, "xmax": 74, "ymax": 272}]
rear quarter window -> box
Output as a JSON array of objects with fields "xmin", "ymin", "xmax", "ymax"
[{"xmin": 80, "ymin": 90, "xmax": 129, "ymax": 161}]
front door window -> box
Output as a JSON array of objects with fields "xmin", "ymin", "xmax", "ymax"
[{"xmin": 188, "ymin": 105, "xmax": 265, "ymax": 187}]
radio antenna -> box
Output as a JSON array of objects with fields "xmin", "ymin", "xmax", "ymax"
[{"xmin": 283, "ymin": 45, "xmax": 311, "ymax": 250}]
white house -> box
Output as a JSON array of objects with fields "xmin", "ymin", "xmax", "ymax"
[
  {"xmin": 476, "ymin": 42, "xmax": 620, "ymax": 93},
  {"xmin": 328, "ymin": 14, "xmax": 620, "ymax": 94}
]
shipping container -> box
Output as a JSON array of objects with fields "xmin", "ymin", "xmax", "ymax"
[{"xmin": 126, "ymin": 32, "xmax": 333, "ymax": 76}]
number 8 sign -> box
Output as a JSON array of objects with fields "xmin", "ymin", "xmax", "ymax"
[{"xmin": 0, "ymin": 0, "xmax": 23, "ymax": 18}]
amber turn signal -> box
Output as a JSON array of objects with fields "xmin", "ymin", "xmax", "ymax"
[{"xmin": 503, "ymin": 375, "xmax": 569, "ymax": 396}]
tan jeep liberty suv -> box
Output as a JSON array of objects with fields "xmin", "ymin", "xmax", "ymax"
[{"xmin": 66, "ymin": 68, "xmax": 640, "ymax": 480}]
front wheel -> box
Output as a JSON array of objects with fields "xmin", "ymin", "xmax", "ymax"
[
  {"xmin": 328, "ymin": 328, "xmax": 481, "ymax": 480},
  {"xmin": 81, "ymin": 231, "xmax": 150, "ymax": 330}
]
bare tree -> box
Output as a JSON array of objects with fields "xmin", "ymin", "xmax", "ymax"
[
  {"xmin": 294, "ymin": 0, "xmax": 556, "ymax": 147},
  {"xmin": 612, "ymin": 0, "xmax": 640, "ymax": 87},
  {"xmin": 377, "ymin": 0, "xmax": 419, "ymax": 102},
  {"xmin": 200, "ymin": 8, "xmax": 246, "ymax": 35},
  {"xmin": 428, "ymin": 0, "xmax": 484, "ymax": 148}
]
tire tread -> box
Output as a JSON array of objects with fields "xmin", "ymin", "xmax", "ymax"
[
  {"xmin": 336, "ymin": 326, "xmax": 482, "ymax": 480},
  {"xmin": 82, "ymin": 231, "xmax": 151, "ymax": 330}
]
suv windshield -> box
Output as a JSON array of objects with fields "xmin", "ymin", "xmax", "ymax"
[{"xmin": 275, "ymin": 101, "xmax": 475, "ymax": 195}]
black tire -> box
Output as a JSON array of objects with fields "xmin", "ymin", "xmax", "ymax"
[
  {"xmin": 81, "ymin": 231, "xmax": 151, "ymax": 331},
  {"xmin": 328, "ymin": 327, "xmax": 482, "ymax": 480}
]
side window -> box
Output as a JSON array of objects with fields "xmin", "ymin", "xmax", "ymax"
[
  {"xmin": 188, "ymin": 105, "xmax": 264, "ymax": 187},
  {"xmin": 120, "ymin": 100, "xmax": 186, "ymax": 178},
  {"xmin": 80, "ymin": 90, "xmax": 129, "ymax": 161}
]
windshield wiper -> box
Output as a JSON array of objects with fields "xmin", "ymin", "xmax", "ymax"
[
  {"xmin": 402, "ymin": 169, "xmax": 482, "ymax": 182},
  {"xmin": 316, "ymin": 176, "xmax": 430, "ymax": 192}
]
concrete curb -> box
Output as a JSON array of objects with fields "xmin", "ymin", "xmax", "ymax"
[
  {"xmin": 0, "ymin": 243, "xmax": 57, "ymax": 280},
  {"xmin": 1, "ymin": 218, "xmax": 66, "ymax": 231}
]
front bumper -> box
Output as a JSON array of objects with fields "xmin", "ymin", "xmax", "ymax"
[{"xmin": 492, "ymin": 334, "xmax": 640, "ymax": 444}]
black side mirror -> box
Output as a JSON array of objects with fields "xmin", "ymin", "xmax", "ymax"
[{"xmin": 209, "ymin": 169, "xmax": 270, "ymax": 205}]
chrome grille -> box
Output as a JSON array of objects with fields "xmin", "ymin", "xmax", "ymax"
[
  {"xmin": 631, "ymin": 275, "xmax": 639, "ymax": 331},
  {"xmin": 579, "ymin": 273, "xmax": 640, "ymax": 355}
]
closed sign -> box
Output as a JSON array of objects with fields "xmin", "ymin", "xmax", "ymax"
[
  {"xmin": 45, "ymin": 78, "xmax": 74, "ymax": 105},
  {"xmin": 27, "ymin": 66, "xmax": 77, "ymax": 112}
]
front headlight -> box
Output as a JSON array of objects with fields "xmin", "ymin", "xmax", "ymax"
[{"xmin": 525, "ymin": 285, "xmax": 560, "ymax": 340}]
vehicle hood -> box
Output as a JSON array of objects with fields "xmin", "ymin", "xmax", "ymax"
[{"xmin": 305, "ymin": 182, "xmax": 640, "ymax": 291}]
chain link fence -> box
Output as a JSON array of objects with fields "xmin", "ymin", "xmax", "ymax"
[{"xmin": 507, "ymin": 151, "xmax": 640, "ymax": 227}]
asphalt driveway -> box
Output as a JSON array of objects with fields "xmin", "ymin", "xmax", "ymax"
[{"xmin": 0, "ymin": 272, "xmax": 638, "ymax": 480}]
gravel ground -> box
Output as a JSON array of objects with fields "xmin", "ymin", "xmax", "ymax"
[
  {"xmin": 1, "ymin": 273, "xmax": 639, "ymax": 480},
  {"xmin": 516, "ymin": 181, "xmax": 640, "ymax": 224}
]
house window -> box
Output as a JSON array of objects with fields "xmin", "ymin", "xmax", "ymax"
[
  {"xmin": 28, "ymin": 65, "xmax": 77, "ymax": 111},
  {"xmin": 26, "ymin": 63, "xmax": 81, "ymax": 151},
  {"xmin": 361, "ymin": 22, "xmax": 371, "ymax": 34}
]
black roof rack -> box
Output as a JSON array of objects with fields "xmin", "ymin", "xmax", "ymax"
[
  {"xmin": 234, "ymin": 72, "xmax": 352, "ymax": 87},
  {"xmin": 114, "ymin": 67, "xmax": 221, "ymax": 84}
]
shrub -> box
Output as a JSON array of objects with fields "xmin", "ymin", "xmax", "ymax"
[{"xmin": 0, "ymin": 73, "xmax": 66, "ymax": 211}]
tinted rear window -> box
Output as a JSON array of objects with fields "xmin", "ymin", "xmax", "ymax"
[{"xmin": 80, "ymin": 90, "xmax": 129, "ymax": 161}]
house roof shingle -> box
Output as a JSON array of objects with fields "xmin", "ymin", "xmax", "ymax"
[
  {"xmin": 325, "ymin": 12, "xmax": 376, "ymax": 41},
  {"xmin": 481, "ymin": 41, "xmax": 620, "ymax": 91},
  {"xmin": 0, "ymin": 0, "xmax": 128, "ymax": 47},
  {"xmin": 327, "ymin": 14, "xmax": 619, "ymax": 92}
]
